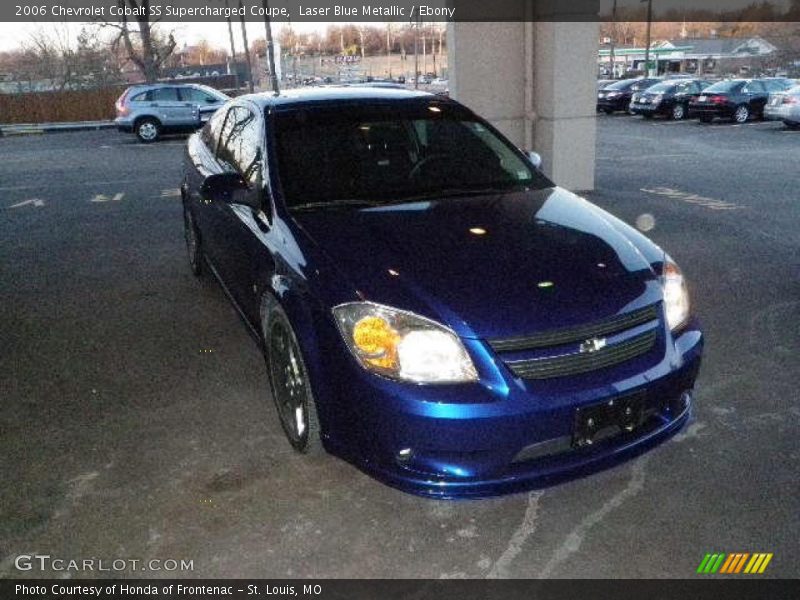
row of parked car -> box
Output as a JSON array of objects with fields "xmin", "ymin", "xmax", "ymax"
[
  {"xmin": 597, "ymin": 76, "xmax": 800, "ymax": 128},
  {"xmin": 114, "ymin": 77, "xmax": 800, "ymax": 145}
]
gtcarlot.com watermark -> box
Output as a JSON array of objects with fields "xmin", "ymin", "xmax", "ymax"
[{"xmin": 14, "ymin": 554, "xmax": 194, "ymax": 573}]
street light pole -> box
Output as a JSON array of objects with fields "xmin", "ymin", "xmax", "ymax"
[
  {"xmin": 223, "ymin": 0, "xmax": 239, "ymax": 91},
  {"xmin": 262, "ymin": 0, "xmax": 280, "ymax": 94},
  {"xmin": 643, "ymin": 0, "xmax": 653, "ymax": 76},
  {"xmin": 609, "ymin": 0, "xmax": 617, "ymax": 78},
  {"xmin": 413, "ymin": 17, "xmax": 419, "ymax": 89},
  {"xmin": 237, "ymin": 0, "xmax": 254, "ymax": 92}
]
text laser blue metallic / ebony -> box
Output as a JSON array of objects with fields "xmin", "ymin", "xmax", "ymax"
[{"xmin": 180, "ymin": 87, "xmax": 703, "ymax": 498}]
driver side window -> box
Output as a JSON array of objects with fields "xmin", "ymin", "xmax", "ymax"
[{"xmin": 217, "ymin": 106, "xmax": 263, "ymax": 185}]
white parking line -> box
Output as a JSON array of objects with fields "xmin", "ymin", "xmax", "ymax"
[
  {"xmin": 0, "ymin": 180, "xmax": 139, "ymax": 192},
  {"xmin": 90, "ymin": 193, "xmax": 125, "ymax": 203},
  {"xmin": 641, "ymin": 186, "xmax": 746, "ymax": 210},
  {"xmin": 8, "ymin": 198, "xmax": 45, "ymax": 209}
]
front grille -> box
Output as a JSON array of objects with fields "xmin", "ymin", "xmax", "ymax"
[
  {"xmin": 506, "ymin": 330, "xmax": 657, "ymax": 380},
  {"xmin": 488, "ymin": 305, "xmax": 659, "ymax": 353}
]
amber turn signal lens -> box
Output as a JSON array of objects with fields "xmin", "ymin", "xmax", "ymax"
[{"xmin": 352, "ymin": 316, "xmax": 400, "ymax": 369}]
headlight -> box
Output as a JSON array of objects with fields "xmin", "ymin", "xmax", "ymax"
[
  {"xmin": 662, "ymin": 258, "xmax": 690, "ymax": 331},
  {"xmin": 332, "ymin": 302, "xmax": 478, "ymax": 384},
  {"xmin": 653, "ymin": 94, "xmax": 664, "ymax": 104},
  {"xmin": 606, "ymin": 91, "xmax": 620, "ymax": 97}
]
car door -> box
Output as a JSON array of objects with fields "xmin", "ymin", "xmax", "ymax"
[
  {"xmin": 208, "ymin": 104, "xmax": 276, "ymax": 324},
  {"xmin": 178, "ymin": 86, "xmax": 222, "ymax": 125},
  {"xmin": 186, "ymin": 106, "xmax": 228, "ymax": 264},
  {"xmin": 149, "ymin": 86, "xmax": 196, "ymax": 128},
  {"xmin": 742, "ymin": 80, "xmax": 767, "ymax": 113}
]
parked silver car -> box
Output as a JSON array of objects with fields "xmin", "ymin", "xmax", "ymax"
[
  {"xmin": 764, "ymin": 85, "xmax": 800, "ymax": 129},
  {"xmin": 115, "ymin": 83, "xmax": 229, "ymax": 143}
]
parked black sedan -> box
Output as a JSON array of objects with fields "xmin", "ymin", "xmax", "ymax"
[
  {"xmin": 688, "ymin": 78, "xmax": 790, "ymax": 123},
  {"xmin": 597, "ymin": 78, "xmax": 661, "ymax": 114},
  {"xmin": 630, "ymin": 79, "xmax": 711, "ymax": 120}
]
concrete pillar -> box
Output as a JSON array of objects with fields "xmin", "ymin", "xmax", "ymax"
[{"xmin": 448, "ymin": 12, "xmax": 599, "ymax": 191}]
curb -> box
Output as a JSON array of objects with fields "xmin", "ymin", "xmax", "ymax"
[{"xmin": 0, "ymin": 121, "xmax": 116, "ymax": 138}]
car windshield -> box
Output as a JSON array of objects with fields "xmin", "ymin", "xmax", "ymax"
[
  {"xmin": 272, "ymin": 102, "xmax": 551, "ymax": 209},
  {"xmin": 200, "ymin": 85, "xmax": 229, "ymax": 100},
  {"xmin": 703, "ymin": 81, "xmax": 743, "ymax": 93},
  {"xmin": 604, "ymin": 79, "xmax": 637, "ymax": 90},
  {"xmin": 644, "ymin": 82, "xmax": 676, "ymax": 93}
]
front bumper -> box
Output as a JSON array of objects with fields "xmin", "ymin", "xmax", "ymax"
[
  {"xmin": 597, "ymin": 96, "xmax": 629, "ymax": 112},
  {"xmin": 630, "ymin": 102, "xmax": 663, "ymax": 116},
  {"xmin": 320, "ymin": 320, "xmax": 704, "ymax": 498}
]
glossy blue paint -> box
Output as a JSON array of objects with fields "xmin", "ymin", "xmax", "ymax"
[{"xmin": 182, "ymin": 89, "xmax": 704, "ymax": 498}]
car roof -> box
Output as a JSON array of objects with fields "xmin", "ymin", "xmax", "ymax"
[
  {"xmin": 235, "ymin": 86, "xmax": 437, "ymax": 109},
  {"xmin": 127, "ymin": 82, "xmax": 204, "ymax": 90}
]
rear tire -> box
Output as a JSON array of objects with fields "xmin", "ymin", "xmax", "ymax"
[
  {"xmin": 183, "ymin": 202, "xmax": 203, "ymax": 277},
  {"xmin": 671, "ymin": 103, "xmax": 686, "ymax": 120},
  {"xmin": 262, "ymin": 301, "xmax": 322, "ymax": 455},
  {"xmin": 733, "ymin": 105, "xmax": 750, "ymax": 124},
  {"xmin": 135, "ymin": 117, "xmax": 161, "ymax": 143}
]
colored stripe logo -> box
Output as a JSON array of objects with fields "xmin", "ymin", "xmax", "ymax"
[{"xmin": 697, "ymin": 553, "xmax": 773, "ymax": 574}]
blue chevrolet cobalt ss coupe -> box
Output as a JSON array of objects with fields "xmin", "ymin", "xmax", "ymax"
[{"xmin": 181, "ymin": 88, "xmax": 703, "ymax": 498}]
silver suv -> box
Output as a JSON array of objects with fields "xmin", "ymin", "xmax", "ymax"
[{"xmin": 115, "ymin": 83, "xmax": 229, "ymax": 143}]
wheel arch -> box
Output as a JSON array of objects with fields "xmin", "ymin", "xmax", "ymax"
[
  {"xmin": 133, "ymin": 114, "xmax": 162, "ymax": 130},
  {"xmin": 259, "ymin": 282, "xmax": 334, "ymax": 438}
]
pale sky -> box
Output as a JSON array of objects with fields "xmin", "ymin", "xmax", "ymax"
[{"xmin": 0, "ymin": 21, "xmax": 327, "ymax": 53}]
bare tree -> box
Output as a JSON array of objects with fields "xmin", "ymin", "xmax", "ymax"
[{"xmin": 102, "ymin": 0, "xmax": 176, "ymax": 82}]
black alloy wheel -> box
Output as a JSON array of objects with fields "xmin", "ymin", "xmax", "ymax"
[
  {"xmin": 263, "ymin": 304, "xmax": 321, "ymax": 454},
  {"xmin": 183, "ymin": 203, "xmax": 203, "ymax": 277}
]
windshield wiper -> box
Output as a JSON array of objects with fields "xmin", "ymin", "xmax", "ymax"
[
  {"xmin": 395, "ymin": 186, "xmax": 518, "ymax": 204},
  {"xmin": 290, "ymin": 199, "xmax": 379, "ymax": 212}
]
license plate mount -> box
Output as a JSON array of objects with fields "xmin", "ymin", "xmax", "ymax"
[{"xmin": 573, "ymin": 392, "xmax": 645, "ymax": 448}]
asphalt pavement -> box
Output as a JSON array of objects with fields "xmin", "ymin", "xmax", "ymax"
[{"xmin": 1, "ymin": 116, "xmax": 798, "ymax": 578}]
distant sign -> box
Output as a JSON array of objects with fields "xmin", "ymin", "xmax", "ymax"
[{"xmin": 335, "ymin": 55, "xmax": 362, "ymax": 64}]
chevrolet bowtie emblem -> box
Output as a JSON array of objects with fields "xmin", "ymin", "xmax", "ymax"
[{"xmin": 579, "ymin": 338, "xmax": 607, "ymax": 354}]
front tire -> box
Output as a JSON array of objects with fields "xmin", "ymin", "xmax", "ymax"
[
  {"xmin": 135, "ymin": 117, "xmax": 161, "ymax": 143},
  {"xmin": 262, "ymin": 302, "xmax": 322, "ymax": 454}
]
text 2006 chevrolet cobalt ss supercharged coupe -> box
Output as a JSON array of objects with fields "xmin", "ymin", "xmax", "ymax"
[{"xmin": 181, "ymin": 88, "xmax": 703, "ymax": 498}]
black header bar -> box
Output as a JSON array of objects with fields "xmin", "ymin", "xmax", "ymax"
[
  {"xmin": 3, "ymin": 0, "xmax": 800, "ymax": 23},
  {"xmin": 3, "ymin": 579, "xmax": 800, "ymax": 600}
]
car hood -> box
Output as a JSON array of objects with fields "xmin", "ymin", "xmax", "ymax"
[{"xmin": 293, "ymin": 187, "xmax": 663, "ymax": 340}]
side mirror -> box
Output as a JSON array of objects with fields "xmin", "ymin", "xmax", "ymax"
[
  {"xmin": 527, "ymin": 151, "xmax": 543, "ymax": 170},
  {"xmin": 200, "ymin": 172, "xmax": 262, "ymax": 210},
  {"xmin": 201, "ymin": 172, "xmax": 249, "ymax": 203}
]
